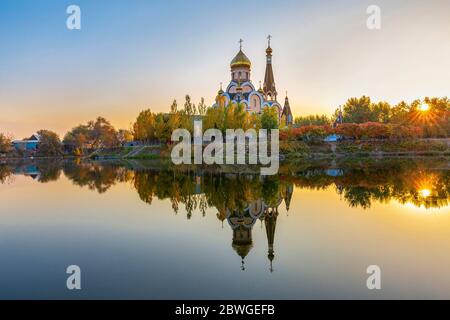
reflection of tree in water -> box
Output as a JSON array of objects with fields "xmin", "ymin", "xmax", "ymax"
[
  {"xmin": 6, "ymin": 160, "xmax": 449, "ymax": 210},
  {"xmin": 0, "ymin": 164, "xmax": 13, "ymax": 184},
  {"xmin": 35, "ymin": 160, "xmax": 62, "ymax": 183},
  {"xmin": 293, "ymin": 162, "xmax": 449, "ymax": 209},
  {"xmin": 63, "ymin": 162, "xmax": 133, "ymax": 193}
]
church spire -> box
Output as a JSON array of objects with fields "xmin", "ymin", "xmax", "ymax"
[
  {"xmin": 263, "ymin": 35, "xmax": 277, "ymax": 101},
  {"xmin": 281, "ymin": 92, "xmax": 293, "ymax": 126},
  {"xmin": 264, "ymin": 207, "xmax": 278, "ymax": 273}
]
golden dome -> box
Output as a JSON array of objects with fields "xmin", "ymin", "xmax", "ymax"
[{"xmin": 230, "ymin": 49, "xmax": 251, "ymax": 69}]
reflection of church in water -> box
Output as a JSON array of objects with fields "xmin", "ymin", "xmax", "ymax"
[{"xmin": 217, "ymin": 184, "xmax": 293, "ymax": 272}]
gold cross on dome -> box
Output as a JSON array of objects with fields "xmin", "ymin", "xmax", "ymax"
[
  {"xmin": 267, "ymin": 35, "xmax": 272, "ymax": 46},
  {"xmin": 238, "ymin": 39, "xmax": 243, "ymax": 50}
]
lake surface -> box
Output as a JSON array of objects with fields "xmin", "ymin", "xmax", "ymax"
[{"xmin": 1, "ymin": 158, "xmax": 449, "ymax": 299}]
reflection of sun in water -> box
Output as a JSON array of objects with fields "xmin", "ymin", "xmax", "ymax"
[
  {"xmin": 395, "ymin": 172, "xmax": 449, "ymax": 212},
  {"xmin": 419, "ymin": 103, "xmax": 429, "ymax": 112},
  {"xmin": 419, "ymin": 188, "xmax": 431, "ymax": 198}
]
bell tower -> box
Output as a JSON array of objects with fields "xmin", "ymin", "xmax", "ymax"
[{"xmin": 263, "ymin": 35, "xmax": 277, "ymax": 101}]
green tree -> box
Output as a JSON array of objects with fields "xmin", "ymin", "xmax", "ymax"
[
  {"xmin": 204, "ymin": 105, "xmax": 224, "ymax": 131},
  {"xmin": 341, "ymin": 96, "xmax": 373, "ymax": 123},
  {"xmin": 294, "ymin": 114, "xmax": 330, "ymax": 126},
  {"xmin": 154, "ymin": 113, "xmax": 171, "ymax": 143},
  {"xmin": 371, "ymin": 101, "xmax": 391, "ymax": 123},
  {"xmin": 390, "ymin": 100, "xmax": 411, "ymax": 124},
  {"xmin": 261, "ymin": 106, "xmax": 279, "ymax": 129}
]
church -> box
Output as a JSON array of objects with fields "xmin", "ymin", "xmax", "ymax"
[{"xmin": 214, "ymin": 37, "xmax": 293, "ymax": 126}]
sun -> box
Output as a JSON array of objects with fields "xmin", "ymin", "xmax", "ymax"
[{"xmin": 419, "ymin": 103, "xmax": 429, "ymax": 112}]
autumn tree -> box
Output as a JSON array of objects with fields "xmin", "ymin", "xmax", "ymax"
[
  {"xmin": 91, "ymin": 117, "xmax": 119, "ymax": 148},
  {"xmin": 203, "ymin": 105, "xmax": 224, "ymax": 131},
  {"xmin": 64, "ymin": 117, "xmax": 119, "ymax": 150},
  {"xmin": 133, "ymin": 109, "xmax": 156, "ymax": 142},
  {"xmin": 0, "ymin": 133, "xmax": 12, "ymax": 153},
  {"xmin": 63, "ymin": 124, "xmax": 91, "ymax": 149},
  {"xmin": 36, "ymin": 130, "xmax": 63, "ymax": 156},
  {"xmin": 117, "ymin": 129, "xmax": 134, "ymax": 145}
]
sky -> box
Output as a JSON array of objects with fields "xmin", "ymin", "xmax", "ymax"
[{"xmin": 0, "ymin": 0, "xmax": 449, "ymax": 138}]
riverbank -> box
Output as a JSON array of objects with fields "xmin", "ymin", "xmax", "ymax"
[{"xmin": 1, "ymin": 138, "xmax": 449, "ymax": 162}]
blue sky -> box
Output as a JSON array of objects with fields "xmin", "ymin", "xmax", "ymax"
[{"xmin": 1, "ymin": 0, "xmax": 449, "ymax": 137}]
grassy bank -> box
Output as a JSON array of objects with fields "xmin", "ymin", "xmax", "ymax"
[{"xmin": 2, "ymin": 138, "xmax": 449, "ymax": 162}]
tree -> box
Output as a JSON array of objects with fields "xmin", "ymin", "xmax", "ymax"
[
  {"xmin": 170, "ymin": 99, "xmax": 178, "ymax": 114},
  {"xmin": 133, "ymin": 109, "xmax": 156, "ymax": 142},
  {"xmin": 390, "ymin": 101, "xmax": 411, "ymax": 124},
  {"xmin": 371, "ymin": 101, "xmax": 391, "ymax": 123},
  {"xmin": 0, "ymin": 133, "xmax": 12, "ymax": 153},
  {"xmin": 91, "ymin": 117, "xmax": 119, "ymax": 148},
  {"xmin": 341, "ymin": 96, "xmax": 373, "ymax": 123},
  {"xmin": 154, "ymin": 113, "xmax": 171, "ymax": 143},
  {"xmin": 36, "ymin": 130, "xmax": 63, "ymax": 156},
  {"xmin": 246, "ymin": 113, "xmax": 261, "ymax": 130},
  {"xmin": 64, "ymin": 117, "xmax": 119, "ymax": 149},
  {"xmin": 294, "ymin": 114, "xmax": 330, "ymax": 126},
  {"xmin": 261, "ymin": 106, "xmax": 279, "ymax": 130},
  {"xmin": 197, "ymin": 97, "xmax": 208, "ymax": 116},
  {"xmin": 63, "ymin": 124, "xmax": 91, "ymax": 149},
  {"xmin": 204, "ymin": 105, "xmax": 224, "ymax": 131},
  {"xmin": 167, "ymin": 110, "xmax": 181, "ymax": 134},
  {"xmin": 117, "ymin": 129, "xmax": 134, "ymax": 145},
  {"xmin": 184, "ymin": 95, "xmax": 194, "ymax": 115}
]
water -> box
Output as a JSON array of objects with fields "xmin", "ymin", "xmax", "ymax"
[{"xmin": 0, "ymin": 158, "xmax": 449, "ymax": 299}]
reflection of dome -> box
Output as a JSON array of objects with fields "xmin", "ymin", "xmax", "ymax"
[
  {"xmin": 231, "ymin": 222, "xmax": 254, "ymax": 271},
  {"xmin": 232, "ymin": 242, "xmax": 253, "ymax": 260},
  {"xmin": 230, "ymin": 50, "xmax": 251, "ymax": 69}
]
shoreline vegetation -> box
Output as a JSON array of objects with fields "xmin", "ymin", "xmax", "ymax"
[
  {"xmin": 1, "ymin": 139, "xmax": 449, "ymax": 162},
  {"xmin": 1, "ymin": 95, "xmax": 448, "ymax": 161}
]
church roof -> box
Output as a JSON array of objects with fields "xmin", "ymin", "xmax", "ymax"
[
  {"xmin": 230, "ymin": 49, "xmax": 251, "ymax": 69},
  {"xmin": 282, "ymin": 96, "xmax": 292, "ymax": 117},
  {"xmin": 263, "ymin": 46, "xmax": 276, "ymax": 97}
]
